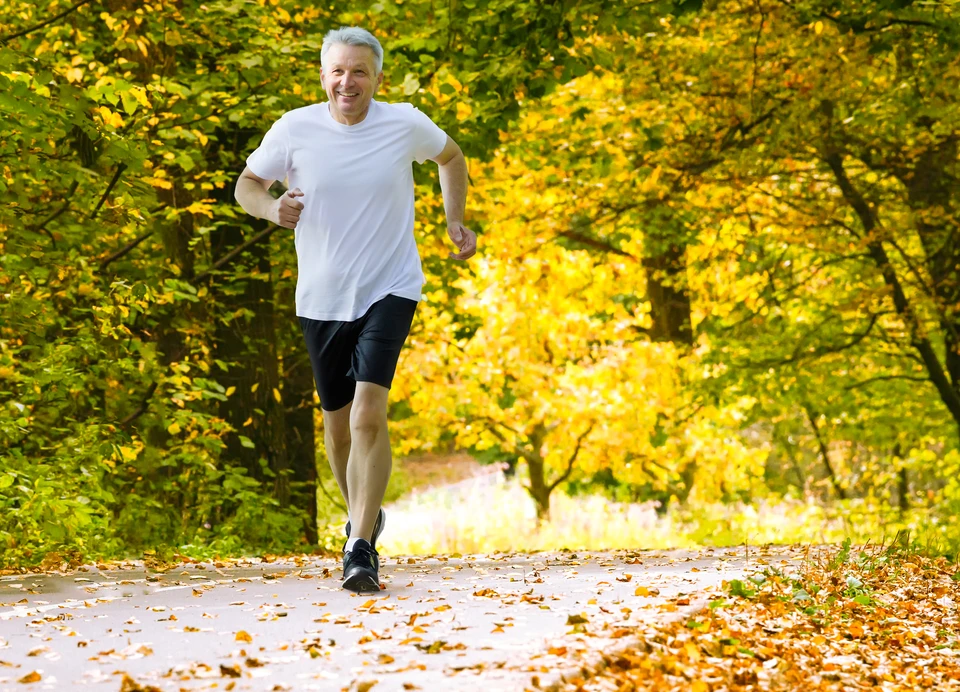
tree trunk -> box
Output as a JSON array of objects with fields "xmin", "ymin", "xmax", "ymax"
[
  {"xmin": 825, "ymin": 151, "xmax": 960, "ymax": 433},
  {"xmin": 642, "ymin": 228, "xmax": 693, "ymax": 344},
  {"xmin": 525, "ymin": 452, "xmax": 552, "ymax": 522},
  {"xmin": 282, "ymin": 321, "xmax": 318, "ymax": 544},
  {"xmin": 208, "ymin": 214, "xmax": 290, "ymax": 503},
  {"xmin": 902, "ymin": 137, "xmax": 960, "ymax": 404},
  {"xmin": 894, "ymin": 444, "xmax": 910, "ymax": 515},
  {"xmin": 804, "ymin": 405, "xmax": 847, "ymax": 501}
]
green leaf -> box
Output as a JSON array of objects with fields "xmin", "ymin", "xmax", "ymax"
[{"xmin": 729, "ymin": 579, "xmax": 755, "ymax": 599}]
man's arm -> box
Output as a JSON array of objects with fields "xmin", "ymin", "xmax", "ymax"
[
  {"xmin": 431, "ymin": 136, "xmax": 477, "ymax": 261},
  {"xmin": 235, "ymin": 166, "xmax": 303, "ymax": 229}
]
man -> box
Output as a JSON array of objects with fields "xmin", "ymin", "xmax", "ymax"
[{"xmin": 234, "ymin": 26, "xmax": 476, "ymax": 593}]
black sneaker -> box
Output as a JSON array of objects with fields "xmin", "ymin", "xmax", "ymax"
[
  {"xmin": 344, "ymin": 508, "xmax": 386, "ymax": 551},
  {"xmin": 342, "ymin": 539, "xmax": 380, "ymax": 593}
]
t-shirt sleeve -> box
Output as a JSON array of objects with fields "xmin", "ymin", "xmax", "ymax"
[
  {"xmin": 246, "ymin": 117, "xmax": 290, "ymax": 182},
  {"xmin": 408, "ymin": 106, "xmax": 448, "ymax": 164}
]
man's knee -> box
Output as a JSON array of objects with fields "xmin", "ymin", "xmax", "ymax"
[
  {"xmin": 325, "ymin": 425, "xmax": 352, "ymax": 452},
  {"xmin": 323, "ymin": 404, "xmax": 353, "ymax": 453},
  {"xmin": 350, "ymin": 402, "xmax": 386, "ymax": 437}
]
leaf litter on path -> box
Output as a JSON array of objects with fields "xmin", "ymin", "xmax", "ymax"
[{"xmin": 573, "ymin": 545, "xmax": 960, "ymax": 691}]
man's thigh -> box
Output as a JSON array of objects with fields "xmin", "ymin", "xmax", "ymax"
[
  {"xmin": 350, "ymin": 295, "xmax": 418, "ymax": 390},
  {"xmin": 299, "ymin": 316, "xmax": 357, "ymax": 412}
]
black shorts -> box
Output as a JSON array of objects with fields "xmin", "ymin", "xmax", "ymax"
[{"xmin": 299, "ymin": 294, "xmax": 418, "ymax": 412}]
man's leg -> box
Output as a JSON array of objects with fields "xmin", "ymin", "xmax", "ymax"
[
  {"xmin": 299, "ymin": 315, "xmax": 358, "ymax": 514},
  {"xmin": 321, "ymin": 401, "xmax": 353, "ymax": 510},
  {"xmin": 345, "ymin": 382, "xmax": 391, "ymax": 543}
]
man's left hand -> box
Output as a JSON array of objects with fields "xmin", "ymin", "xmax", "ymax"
[{"xmin": 447, "ymin": 223, "xmax": 477, "ymax": 261}]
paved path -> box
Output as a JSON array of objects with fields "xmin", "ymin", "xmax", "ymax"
[{"xmin": 0, "ymin": 547, "xmax": 800, "ymax": 691}]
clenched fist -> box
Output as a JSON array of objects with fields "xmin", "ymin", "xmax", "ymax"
[{"xmin": 274, "ymin": 188, "xmax": 304, "ymax": 229}]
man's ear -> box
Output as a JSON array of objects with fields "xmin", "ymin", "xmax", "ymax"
[{"xmin": 377, "ymin": 72, "xmax": 384, "ymax": 90}]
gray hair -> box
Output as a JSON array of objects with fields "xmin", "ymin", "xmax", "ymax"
[{"xmin": 321, "ymin": 27, "xmax": 383, "ymax": 74}]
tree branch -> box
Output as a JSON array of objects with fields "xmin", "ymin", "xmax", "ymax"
[
  {"xmin": 98, "ymin": 230, "xmax": 154, "ymax": 273},
  {"xmin": 0, "ymin": 0, "xmax": 93, "ymax": 43},
  {"xmin": 90, "ymin": 163, "xmax": 127, "ymax": 219},
  {"xmin": 119, "ymin": 382, "xmax": 158, "ymax": 427},
  {"xmin": 843, "ymin": 374, "xmax": 930, "ymax": 391},
  {"xmin": 825, "ymin": 151, "xmax": 960, "ymax": 426},
  {"xmin": 555, "ymin": 230, "xmax": 638, "ymax": 259},
  {"xmin": 547, "ymin": 423, "xmax": 594, "ymax": 495},
  {"xmin": 195, "ymin": 225, "xmax": 279, "ymax": 282},
  {"xmin": 28, "ymin": 180, "xmax": 80, "ymax": 249},
  {"xmin": 803, "ymin": 405, "xmax": 846, "ymax": 501}
]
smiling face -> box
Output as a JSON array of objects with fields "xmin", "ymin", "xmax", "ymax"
[{"xmin": 320, "ymin": 43, "xmax": 383, "ymax": 126}]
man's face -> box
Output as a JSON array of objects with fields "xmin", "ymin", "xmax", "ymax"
[{"xmin": 320, "ymin": 44, "xmax": 383, "ymax": 124}]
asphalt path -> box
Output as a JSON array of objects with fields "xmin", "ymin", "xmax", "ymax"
[{"xmin": 0, "ymin": 546, "xmax": 807, "ymax": 692}]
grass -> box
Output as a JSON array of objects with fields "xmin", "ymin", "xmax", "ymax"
[{"xmin": 375, "ymin": 471, "xmax": 960, "ymax": 556}]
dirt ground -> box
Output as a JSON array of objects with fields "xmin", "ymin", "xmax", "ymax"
[{"xmin": 396, "ymin": 453, "xmax": 500, "ymax": 491}]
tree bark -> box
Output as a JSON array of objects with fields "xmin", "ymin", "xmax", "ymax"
[
  {"xmin": 804, "ymin": 405, "xmax": 847, "ymax": 501},
  {"xmin": 525, "ymin": 451, "xmax": 552, "ymax": 522},
  {"xmin": 281, "ymin": 316, "xmax": 318, "ymax": 543},
  {"xmin": 642, "ymin": 225, "xmax": 693, "ymax": 344}
]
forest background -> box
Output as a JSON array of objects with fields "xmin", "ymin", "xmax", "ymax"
[{"xmin": 1, "ymin": 0, "xmax": 958, "ymax": 566}]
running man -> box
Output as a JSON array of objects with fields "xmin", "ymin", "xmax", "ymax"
[{"xmin": 234, "ymin": 26, "xmax": 476, "ymax": 592}]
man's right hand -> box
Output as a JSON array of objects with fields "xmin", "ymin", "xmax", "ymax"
[{"xmin": 274, "ymin": 188, "xmax": 304, "ymax": 229}]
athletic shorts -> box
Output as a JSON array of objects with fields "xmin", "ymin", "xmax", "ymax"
[{"xmin": 299, "ymin": 294, "xmax": 418, "ymax": 412}]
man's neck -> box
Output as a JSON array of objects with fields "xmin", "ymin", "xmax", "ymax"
[{"xmin": 329, "ymin": 101, "xmax": 372, "ymax": 126}]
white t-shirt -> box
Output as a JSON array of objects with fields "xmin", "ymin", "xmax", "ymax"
[{"xmin": 246, "ymin": 99, "xmax": 448, "ymax": 321}]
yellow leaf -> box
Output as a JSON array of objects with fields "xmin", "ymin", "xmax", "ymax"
[
  {"xmin": 235, "ymin": 630, "xmax": 253, "ymax": 643},
  {"xmin": 250, "ymin": 383, "xmax": 259, "ymax": 393},
  {"xmin": 814, "ymin": 21, "xmax": 824, "ymax": 35},
  {"xmin": 456, "ymin": 102, "xmax": 473, "ymax": 121},
  {"xmin": 634, "ymin": 586, "xmax": 650, "ymax": 596},
  {"xmin": 445, "ymin": 73, "xmax": 463, "ymax": 92},
  {"xmin": 97, "ymin": 106, "xmax": 124, "ymax": 129},
  {"xmin": 167, "ymin": 422, "xmax": 181, "ymax": 435},
  {"xmin": 18, "ymin": 671, "xmax": 42, "ymax": 683},
  {"xmin": 129, "ymin": 85, "xmax": 150, "ymax": 108},
  {"xmin": 273, "ymin": 387, "xmax": 282, "ymax": 404}
]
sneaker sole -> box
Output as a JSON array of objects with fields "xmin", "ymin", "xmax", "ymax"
[{"xmin": 342, "ymin": 570, "xmax": 381, "ymax": 593}]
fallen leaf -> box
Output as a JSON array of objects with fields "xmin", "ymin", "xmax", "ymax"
[
  {"xmin": 18, "ymin": 671, "xmax": 41, "ymax": 683},
  {"xmin": 235, "ymin": 630, "xmax": 253, "ymax": 643},
  {"xmin": 119, "ymin": 675, "xmax": 162, "ymax": 692},
  {"xmin": 220, "ymin": 664, "xmax": 242, "ymax": 677}
]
